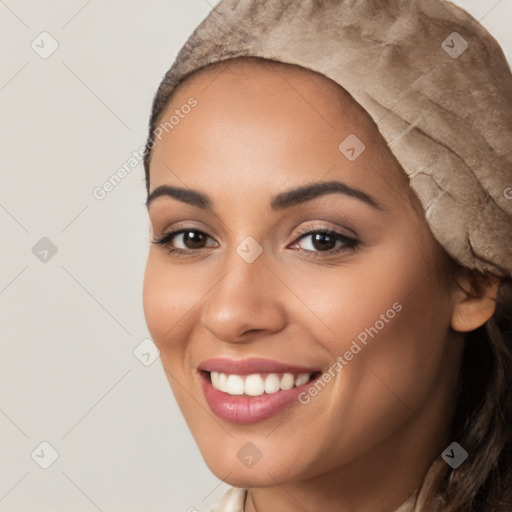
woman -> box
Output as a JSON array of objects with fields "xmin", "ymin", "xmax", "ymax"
[{"xmin": 142, "ymin": 1, "xmax": 512, "ymax": 510}]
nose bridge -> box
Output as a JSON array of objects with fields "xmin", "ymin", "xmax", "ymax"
[{"xmin": 199, "ymin": 241, "xmax": 287, "ymax": 342}]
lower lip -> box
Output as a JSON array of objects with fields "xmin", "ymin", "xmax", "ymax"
[{"xmin": 199, "ymin": 371, "xmax": 317, "ymax": 424}]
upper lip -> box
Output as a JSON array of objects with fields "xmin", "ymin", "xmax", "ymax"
[{"xmin": 198, "ymin": 357, "xmax": 320, "ymax": 375}]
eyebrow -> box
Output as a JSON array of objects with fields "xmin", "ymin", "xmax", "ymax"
[{"xmin": 146, "ymin": 180, "xmax": 382, "ymax": 211}]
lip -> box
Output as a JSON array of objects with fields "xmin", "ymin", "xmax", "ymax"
[
  {"xmin": 198, "ymin": 357, "xmax": 319, "ymax": 375},
  {"xmin": 197, "ymin": 358, "xmax": 321, "ymax": 424}
]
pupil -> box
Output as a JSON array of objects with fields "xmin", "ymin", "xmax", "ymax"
[
  {"xmin": 184, "ymin": 231, "xmax": 205, "ymax": 249},
  {"xmin": 313, "ymin": 233, "xmax": 335, "ymax": 251}
]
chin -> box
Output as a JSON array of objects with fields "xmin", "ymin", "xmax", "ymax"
[{"xmin": 198, "ymin": 441, "xmax": 311, "ymax": 488}]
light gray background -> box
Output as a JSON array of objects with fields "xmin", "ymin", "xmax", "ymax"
[{"xmin": 1, "ymin": 1, "xmax": 511, "ymax": 511}]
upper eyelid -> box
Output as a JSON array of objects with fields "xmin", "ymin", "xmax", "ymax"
[
  {"xmin": 293, "ymin": 222, "xmax": 357, "ymax": 238},
  {"xmin": 153, "ymin": 227, "xmax": 216, "ymax": 244},
  {"xmin": 154, "ymin": 225, "xmax": 357, "ymax": 248},
  {"xmin": 150, "ymin": 208, "xmax": 359, "ymax": 237}
]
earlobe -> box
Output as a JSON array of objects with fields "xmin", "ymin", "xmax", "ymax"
[{"xmin": 451, "ymin": 272, "xmax": 500, "ymax": 333}]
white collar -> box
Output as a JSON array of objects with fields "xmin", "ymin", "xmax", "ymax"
[{"xmin": 209, "ymin": 487, "xmax": 247, "ymax": 512}]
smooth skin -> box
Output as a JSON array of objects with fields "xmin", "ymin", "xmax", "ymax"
[{"xmin": 143, "ymin": 58, "xmax": 498, "ymax": 512}]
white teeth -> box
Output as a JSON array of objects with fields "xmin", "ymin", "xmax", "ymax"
[
  {"xmin": 280, "ymin": 373, "xmax": 295, "ymax": 390},
  {"xmin": 209, "ymin": 371, "xmax": 314, "ymax": 396},
  {"xmin": 226, "ymin": 374, "xmax": 244, "ymax": 395},
  {"xmin": 211, "ymin": 371, "xmax": 220, "ymax": 389},
  {"xmin": 295, "ymin": 373, "xmax": 310, "ymax": 387},
  {"xmin": 245, "ymin": 374, "xmax": 265, "ymax": 396},
  {"xmin": 218, "ymin": 372, "xmax": 228, "ymax": 393},
  {"xmin": 264, "ymin": 374, "xmax": 280, "ymax": 394}
]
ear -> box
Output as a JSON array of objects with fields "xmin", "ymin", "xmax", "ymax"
[{"xmin": 451, "ymin": 270, "xmax": 500, "ymax": 333}]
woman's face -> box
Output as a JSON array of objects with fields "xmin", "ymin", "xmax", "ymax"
[{"xmin": 143, "ymin": 59, "xmax": 463, "ymax": 488}]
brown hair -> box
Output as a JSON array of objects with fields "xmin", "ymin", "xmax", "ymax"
[
  {"xmin": 142, "ymin": 64, "xmax": 512, "ymax": 512},
  {"xmin": 429, "ymin": 277, "xmax": 512, "ymax": 511}
]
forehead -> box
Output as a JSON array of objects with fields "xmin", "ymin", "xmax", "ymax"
[
  {"xmin": 168, "ymin": 57, "xmax": 372, "ymax": 131},
  {"xmin": 149, "ymin": 58, "xmax": 409, "ymax": 204}
]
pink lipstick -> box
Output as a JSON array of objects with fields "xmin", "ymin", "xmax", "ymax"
[{"xmin": 198, "ymin": 358, "xmax": 320, "ymax": 424}]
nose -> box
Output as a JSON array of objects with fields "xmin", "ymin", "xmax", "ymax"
[{"xmin": 199, "ymin": 251, "xmax": 288, "ymax": 344}]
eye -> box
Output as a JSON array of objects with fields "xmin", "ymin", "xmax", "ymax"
[
  {"xmin": 152, "ymin": 226, "xmax": 358, "ymax": 259},
  {"xmin": 289, "ymin": 228, "xmax": 358, "ymax": 257},
  {"xmin": 151, "ymin": 228, "xmax": 217, "ymax": 255}
]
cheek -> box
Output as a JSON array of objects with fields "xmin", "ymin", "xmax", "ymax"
[
  {"xmin": 294, "ymin": 240, "xmax": 452, "ymax": 414},
  {"xmin": 267, "ymin": 255, "xmax": 452, "ymax": 475},
  {"xmin": 142, "ymin": 253, "xmax": 197, "ymax": 353},
  {"xmin": 282, "ymin": 248, "xmax": 420, "ymax": 353},
  {"xmin": 142, "ymin": 258, "xmax": 172, "ymax": 346},
  {"xmin": 302, "ymin": 233, "xmax": 449, "ymax": 352},
  {"xmin": 142, "ymin": 255, "xmax": 205, "ymax": 415}
]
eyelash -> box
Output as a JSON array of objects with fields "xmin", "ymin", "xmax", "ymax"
[{"xmin": 151, "ymin": 225, "xmax": 359, "ymax": 259}]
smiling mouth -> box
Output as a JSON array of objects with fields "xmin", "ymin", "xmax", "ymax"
[{"xmin": 202, "ymin": 370, "xmax": 320, "ymax": 396}]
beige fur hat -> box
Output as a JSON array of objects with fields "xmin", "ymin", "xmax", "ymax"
[{"xmin": 145, "ymin": 0, "xmax": 512, "ymax": 277}]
